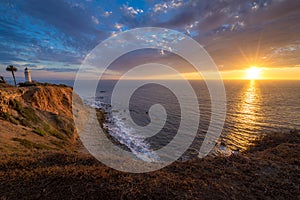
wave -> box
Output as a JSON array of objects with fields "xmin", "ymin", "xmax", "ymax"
[{"xmin": 84, "ymin": 97, "xmax": 160, "ymax": 162}]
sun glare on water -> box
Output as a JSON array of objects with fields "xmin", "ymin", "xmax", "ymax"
[{"xmin": 245, "ymin": 66, "xmax": 262, "ymax": 80}]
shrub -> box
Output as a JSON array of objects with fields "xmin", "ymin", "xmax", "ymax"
[
  {"xmin": 32, "ymin": 128, "xmax": 47, "ymax": 137},
  {"xmin": 0, "ymin": 112, "xmax": 19, "ymax": 125},
  {"xmin": 12, "ymin": 138, "xmax": 52, "ymax": 150},
  {"xmin": 0, "ymin": 112, "xmax": 11, "ymax": 120},
  {"xmin": 20, "ymin": 107, "xmax": 41, "ymax": 124},
  {"xmin": 49, "ymin": 130, "xmax": 66, "ymax": 140},
  {"xmin": 9, "ymin": 99, "xmax": 22, "ymax": 112},
  {"xmin": 42, "ymin": 122, "xmax": 66, "ymax": 140}
]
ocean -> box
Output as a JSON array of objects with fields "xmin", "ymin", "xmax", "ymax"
[{"xmin": 27, "ymin": 79, "xmax": 300, "ymax": 160}]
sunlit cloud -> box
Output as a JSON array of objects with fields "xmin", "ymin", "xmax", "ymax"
[
  {"xmin": 185, "ymin": 20, "xmax": 199, "ymax": 36},
  {"xmin": 103, "ymin": 11, "xmax": 113, "ymax": 17},
  {"xmin": 121, "ymin": 5, "xmax": 144, "ymax": 17},
  {"xmin": 272, "ymin": 45, "xmax": 300, "ymax": 54},
  {"xmin": 153, "ymin": 2, "xmax": 168, "ymax": 13},
  {"xmin": 152, "ymin": 0, "xmax": 184, "ymax": 13},
  {"xmin": 114, "ymin": 23, "xmax": 124, "ymax": 31}
]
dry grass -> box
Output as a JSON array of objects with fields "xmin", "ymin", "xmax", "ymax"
[{"xmin": 0, "ymin": 130, "xmax": 299, "ymax": 200}]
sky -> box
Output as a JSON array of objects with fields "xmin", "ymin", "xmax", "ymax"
[{"xmin": 0, "ymin": 0, "xmax": 299, "ymax": 81}]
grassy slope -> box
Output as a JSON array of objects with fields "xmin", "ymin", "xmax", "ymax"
[
  {"xmin": 0, "ymin": 84, "xmax": 78, "ymax": 153},
  {"xmin": 0, "ymin": 130, "xmax": 299, "ymax": 200}
]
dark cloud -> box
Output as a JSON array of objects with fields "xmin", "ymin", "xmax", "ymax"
[
  {"xmin": 0, "ymin": 0, "xmax": 107, "ymax": 65},
  {"xmin": 200, "ymin": 0, "xmax": 300, "ymax": 69},
  {"xmin": 0, "ymin": 0, "xmax": 299, "ymax": 72},
  {"xmin": 34, "ymin": 67, "xmax": 78, "ymax": 73},
  {"xmin": 153, "ymin": 0, "xmax": 300, "ymax": 69},
  {"xmin": 19, "ymin": 0, "xmax": 98, "ymax": 37},
  {"xmin": 22, "ymin": 64, "xmax": 38, "ymax": 67}
]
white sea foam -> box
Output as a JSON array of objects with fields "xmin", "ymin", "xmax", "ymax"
[{"xmin": 84, "ymin": 97, "xmax": 160, "ymax": 162}]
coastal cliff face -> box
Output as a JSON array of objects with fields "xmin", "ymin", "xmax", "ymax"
[{"xmin": 0, "ymin": 83, "xmax": 78, "ymax": 153}]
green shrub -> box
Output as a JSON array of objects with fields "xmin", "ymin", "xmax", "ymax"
[
  {"xmin": 12, "ymin": 138, "xmax": 52, "ymax": 150},
  {"xmin": 0, "ymin": 112, "xmax": 11, "ymax": 120},
  {"xmin": 49, "ymin": 130, "xmax": 66, "ymax": 140},
  {"xmin": 8, "ymin": 116, "xmax": 19, "ymax": 125},
  {"xmin": 0, "ymin": 112, "xmax": 19, "ymax": 125},
  {"xmin": 50, "ymin": 140, "xmax": 65, "ymax": 149},
  {"xmin": 20, "ymin": 107, "xmax": 41, "ymax": 124},
  {"xmin": 41, "ymin": 122, "xmax": 51, "ymax": 131},
  {"xmin": 9, "ymin": 99, "xmax": 22, "ymax": 112},
  {"xmin": 32, "ymin": 128, "xmax": 47, "ymax": 137}
]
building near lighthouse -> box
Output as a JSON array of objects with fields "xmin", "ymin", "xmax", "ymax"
[{"xmin": 24, "ymin": 67, "xmax": 32, "ymax": 83}]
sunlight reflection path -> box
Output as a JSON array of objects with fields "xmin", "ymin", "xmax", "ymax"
[{"xmin": 225, "ymin": 80, "xmax": 263, "ymax": 151}]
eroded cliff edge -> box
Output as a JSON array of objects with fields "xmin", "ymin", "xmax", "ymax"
[{"xmin": 0, "ymin": 83, "xmax": 80, "ymax": 153}]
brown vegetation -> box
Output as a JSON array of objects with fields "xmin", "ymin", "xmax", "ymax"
[
  {"xmin": 0, "ymin": 84, "xmax": 299, "ymax": 199},
  {"xmin": 0, "ymin": 131, "xmax": 298, "ymax": 199},
  {"xmin": 0, "ymin": 84, "xmax": 78, "ymax": 153}
]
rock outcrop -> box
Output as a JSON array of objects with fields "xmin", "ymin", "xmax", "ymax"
[{"xmin": 0, "ymin": 83, "xmax": 79, "ymax": 153}]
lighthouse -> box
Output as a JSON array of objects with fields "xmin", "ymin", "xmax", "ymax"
[{"xmin": 24, "ymin": 67, "xmax": 32, "ymax": 83}]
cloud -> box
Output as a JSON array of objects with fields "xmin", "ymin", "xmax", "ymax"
[
  {"xmin": 121, "ymin": 5, "xmax": 144, "ymax": 17},
  {"xmin": 0, "ymin": 0, "xmax": 299, "ymax": 73},
  {"xmin": 9, "ymin": 62, "xmax": 79, "ymax": 73},
  {"xmin": 150, "ymin": 0, "xmax": 299, "ymax": 71},
  {"xmin": 114, "ymin": 23, "xmax": 124, "ymax": 30},
  {"xmin": 153, "ymin": 2, "xmax": 168, "ymax": 13},
  {"xmin": 103, "ymin": 11, "xmax": 113, "ymax": 17},
  {"xmin": 272, "ymin": 45, "xmax": 300, "ymax": 54},
  {"xmin": 34, "ymin": 67, "xmax": 78, "ymax": 73},
  {"xmin": 152, "ymin": 0, "xmax": 184, "ymax": 13},
  {"xmin": 91, "ymin": 16, "xmax": 100, "ymax": 24},
  {"xmin": 21, "ymin": 64, "xmax": 40, "ymax": 68},
  {"xmin": 0, "ymin": 0, "xmax": 108, "ymax": 66},
  {"xmin": 19, "ymin": 0, "xmax": 97, "ymax": 36}
]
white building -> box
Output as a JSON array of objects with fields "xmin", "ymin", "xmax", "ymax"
[{"xmin": 24, "ymin": 67, "xmax": 32, "ymax": 83}]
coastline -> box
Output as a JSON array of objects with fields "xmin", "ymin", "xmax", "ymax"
[{"xmin": 0, "ymin": 83, "xmax": 299, "ymax": 199}]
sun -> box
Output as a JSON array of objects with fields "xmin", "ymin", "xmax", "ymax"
[{"xmin": 245, "ymin": 66, "xmax": 262, "ymax": 80}]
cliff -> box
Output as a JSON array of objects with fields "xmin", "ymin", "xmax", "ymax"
[{"xmin": 0, "ymin": 83, "xmax": 78, "ymax": 153}]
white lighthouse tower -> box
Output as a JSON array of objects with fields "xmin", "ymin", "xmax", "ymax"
[{"xmin": 24, "ymin": 67, "xmax": 32, "ymax": 83}]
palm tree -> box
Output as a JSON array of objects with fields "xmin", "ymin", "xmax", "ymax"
[{"xmin": 6, "ymin": 65, "xmax": 18, "ymax": 86}]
